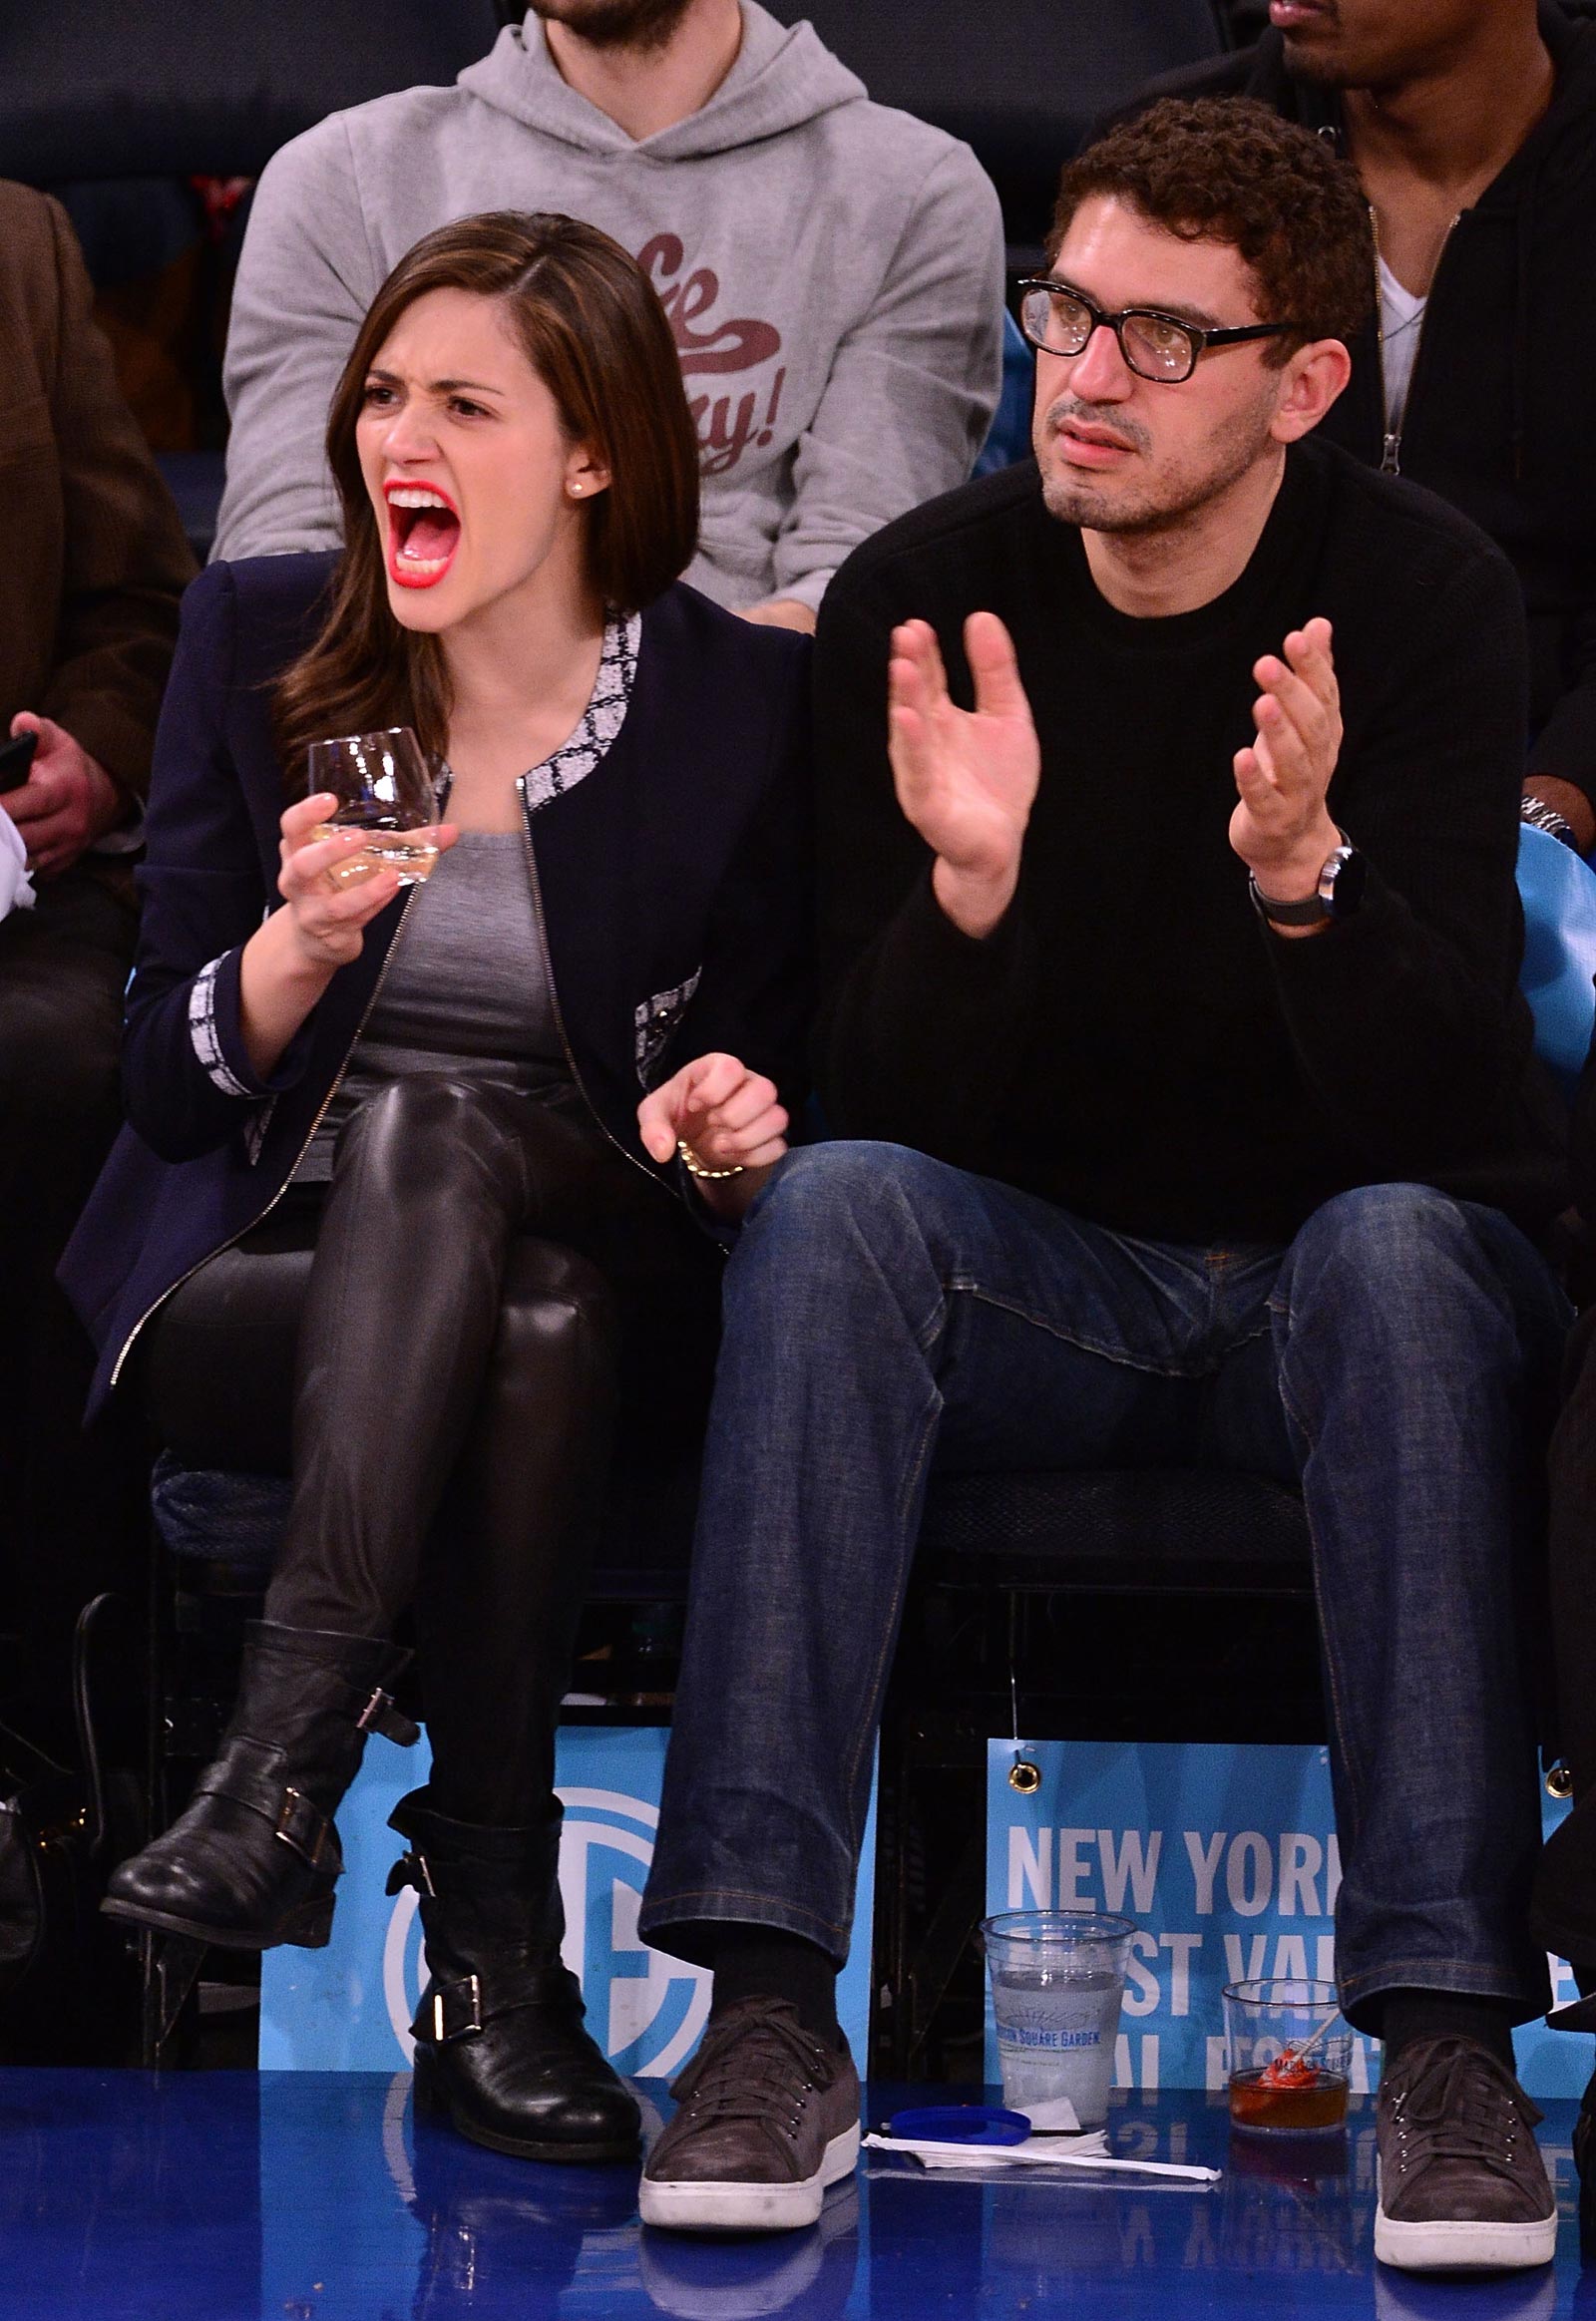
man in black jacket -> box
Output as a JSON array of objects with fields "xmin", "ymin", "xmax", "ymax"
[
  {"xmin": 637, "ymin": 101, "xmax": 1570, "ymax": 2269},
  {"xmin": 1119, "ymin": 0, "xmax": 1596, "ymax": 852}
]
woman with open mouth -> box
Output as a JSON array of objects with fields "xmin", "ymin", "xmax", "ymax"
[{"xmin": 65, "ymin": 211, "xmax": 812, "ymax": 2165}]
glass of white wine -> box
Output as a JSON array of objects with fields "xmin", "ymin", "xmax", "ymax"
[{"xmin": 306, "ymin": 727, "xmax": 441, "ymax": 888}]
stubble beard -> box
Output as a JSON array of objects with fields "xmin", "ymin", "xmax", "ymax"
[
  {"xmin": 1278, "ymin": 8, "xmax": 1433, "ymax": 93},
  {"xmin": 1037, "ymin": 391, "xmax": 1278, "ymax": 538},
  {"xmin": 1281, "ymin": 36, "xmax": 1380, "ymax": 89},
  {"xmin": 533, "ymin": 0, "xmax": 698, "ymax": 53},
  {"xmin": 1271, "ymin": 0, "xmax": 1361, "ymax": 86}
]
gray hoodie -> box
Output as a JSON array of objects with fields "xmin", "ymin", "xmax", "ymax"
[{"xmin": 212, "ymin": 5, "xmax": 1006, "ymax": 610}]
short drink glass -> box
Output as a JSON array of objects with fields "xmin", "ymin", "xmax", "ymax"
[
  {"xmin": 1223, "ymin": 1978, "xmax": 1352, "ymax": 2135},
  {"xmin": 306, "ymin": 727, "xmax": 440, "ymax": 887},
  {"xmin": 982, "ymin": 1909, "xmax": 1136, "ymax": 2129}
]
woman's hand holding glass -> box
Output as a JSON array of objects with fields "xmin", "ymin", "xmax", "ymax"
[
  {"xmin": 276, "ymin": 791, "xmax": 456, "ymax": 968},
  {"xmin": 237, "ymin": 793, "xmax": 457, "ymax": 1082},
  {"xmin": 637, "ymin": 1052, "xmax": 789, "ymax": 1215}
]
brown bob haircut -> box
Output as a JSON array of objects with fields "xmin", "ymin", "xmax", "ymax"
[
  {"xmin": 274, "ymin": 209, "xmax": 699, "ymax": 785},
  {"xmin": 1048, "ymin": 98, "xmax": 1375, "ymax": 362}
]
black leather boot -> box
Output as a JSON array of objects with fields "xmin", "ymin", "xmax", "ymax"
[
  {"xmin": 388, "ymin": 1786, "xmax": 639, "ymax": 2163},
  {"xmin": 406, "ymin": 2104, "xmax": 635, "ymax": 2320},
  {"xmin": 103, "ymin": 1619, "xmax": 416, "ymax": 1949}
]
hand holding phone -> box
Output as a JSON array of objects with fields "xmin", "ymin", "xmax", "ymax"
[
  {"xmin": 1, "ymin": 715, "xmax": 123, "ymax": 879},
  {"xmin": 0, "ymin": 729, "xmax": 39, "ymax": 794}
]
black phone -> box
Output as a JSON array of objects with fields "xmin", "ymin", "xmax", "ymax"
[{"xmin": 0, "ymin": 730, "xmax": 38, "ymax": 788}]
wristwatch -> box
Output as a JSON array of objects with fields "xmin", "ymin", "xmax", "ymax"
[
  {"xmin": 1249, "ymin": 832, "xmax": 1367, "ymax": 929},
  {"xmin": 1520, "ymin": 794, "xmax": 1580, "ymax": 851}
]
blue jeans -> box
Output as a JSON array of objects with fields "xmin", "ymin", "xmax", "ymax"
[{"xmin": 640, "ymin": 1143, "xmax": 1569, "ymax": 2029}]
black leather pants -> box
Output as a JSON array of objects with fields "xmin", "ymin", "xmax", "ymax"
[{"xmin": 145, "ymin": 1077, "xmax": 718, "ymax": 1824}]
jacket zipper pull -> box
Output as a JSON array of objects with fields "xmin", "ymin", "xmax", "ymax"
[{"xmin": 1381, "ymin": 431, "xmax": 1401, "ymax": 476}]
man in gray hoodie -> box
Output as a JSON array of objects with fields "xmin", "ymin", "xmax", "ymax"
[{"xmin": 212, "ymin": 0, "xmax": 1006, "ymax": 627}]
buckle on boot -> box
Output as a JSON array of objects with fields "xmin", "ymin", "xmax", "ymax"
[
  {"xmin": 384, "ymin": 1848, "xmax": 435, "ymax": 1899},
  {"xmin": 273, "ymin": 1786, "xmax": 335, "ymax": 1869},
  {"xmin": 427, "ymin": 1974, "xmax": 484, "ymax": 2045},
  {"xmin": 358, "ymin": 1689, "xmax": 420, "ymax": 1747}
]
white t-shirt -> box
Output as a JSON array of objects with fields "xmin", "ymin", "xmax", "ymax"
[{"xmin": 1378, "ymin": 253, "xmax": 1427, "ymax": 436}]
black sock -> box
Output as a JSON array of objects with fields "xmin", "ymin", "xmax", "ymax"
[
  {"xmin": 1380, "ymin": 1990, "xmax": 1517, "ymax": 2071},
  {"xmin": 709, "ymin": 1929, "xmax": 841, "ymax": 2046}
]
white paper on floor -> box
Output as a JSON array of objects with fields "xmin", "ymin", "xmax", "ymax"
[{"xmin": 860, "ymin": 2129, "xmax": 1221, "ymax": 2185}]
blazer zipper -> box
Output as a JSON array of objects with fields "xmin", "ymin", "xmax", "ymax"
[
  {"xmin": 1371, "ymin": 203, "xmax": 1458, "ymax": 476},
  {"xmin": 108, "ymin": 885, "xmax": 426, "ymax": 1389},
  {"xmin": 515, "ymin": 774, "xmax": 659, "ymax": 1190}
]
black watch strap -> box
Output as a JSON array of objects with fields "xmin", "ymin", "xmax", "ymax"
[
  {"xmin": 1250, "ymin": 832, "xmax": 1361, "ymax": 929},
  {"xmin": 1249, "ymin": 881, "xmax": 1329, "ymax": 927}
]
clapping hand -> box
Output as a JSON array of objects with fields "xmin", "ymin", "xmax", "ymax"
[
  {"xmin": 1230, "ymin": 617, "xmax": 1344, "ymax": 898},
  {"xmin": 888, "ymin": 613, "xmax": 1040, "ymax": 940}
]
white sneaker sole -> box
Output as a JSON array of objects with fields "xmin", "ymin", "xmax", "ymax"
[
  {"xmin": 639, "ymin": 2122, "xmax": 860, "ymax": 2234},
  {"xmin": 1375, "ymin": 2193, "xmax": 1557, "ymax": 2272}
]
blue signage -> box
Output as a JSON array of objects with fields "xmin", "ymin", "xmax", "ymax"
[
  {"xmin": 262, "ymin": 1724, "xmax": 877, "ymax": 2075},
  {"xmin": 986, "ymin": 1739, "xmax": 1580, "ymax": 2099}
]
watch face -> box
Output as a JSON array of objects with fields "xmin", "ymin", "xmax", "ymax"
[{"xmin": 1322, "ymin": 846, "xmax": 1367, "ymax": 919}]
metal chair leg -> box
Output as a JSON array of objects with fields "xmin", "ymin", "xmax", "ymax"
[{"xmin": 139, "ymin": 1931, "xmax": 206, "ymax": 2066}]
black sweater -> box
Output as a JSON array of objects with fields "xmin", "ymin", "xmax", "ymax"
[
  {"xmin": 814, "ymin": 437, "xmax": 1566, "ymax": 1246},
  {"xmin": 1125, "ymin": 2, "xmax": 1596, "ymax": 812}
]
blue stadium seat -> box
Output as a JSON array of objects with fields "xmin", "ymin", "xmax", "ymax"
[
  {"xmin": 1516, "ymin": 822, "xmax": 1596, "ymax": 1093},
  {"xmin": 974, "ymin": 310, "xmax": 1033, "ymax": 477},
  {"xmin": 0, "ymin": 1, "xmax": 501, "ymax": 185},
  {"xmin": 3, "ymin": 2, "xmax": 505, "ymax": 560},
  {"xmin": 770, "ymin": 1, "xmax": 1228, "ymax": 265}
]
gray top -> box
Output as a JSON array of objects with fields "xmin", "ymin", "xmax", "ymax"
[
  {"xmin": 293, "ymin": 608, "xmax": 639, "ymax": 1182},
  {"xmin": 295, "ymin": 830, "xmax": 572, "ymax": 1181}
]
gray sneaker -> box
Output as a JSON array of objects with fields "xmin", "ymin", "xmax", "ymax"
[
  {"xmin": 1375, "ymin": 2036, "xmax": 1557, "ymax": 2272},
  {"xmin": 639, "ymin": 1998, "xmax": 861, "ymax": 2233}
]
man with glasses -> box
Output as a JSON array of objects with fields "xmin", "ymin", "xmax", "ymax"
[{"xmin": 636, "ymin": 99, "xmax": 1570, "ymax": 2269}]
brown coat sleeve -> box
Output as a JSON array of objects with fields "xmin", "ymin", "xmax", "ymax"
[{"xmin": 0, "ymin": 181, "xmax": 196, "ymax": 804}]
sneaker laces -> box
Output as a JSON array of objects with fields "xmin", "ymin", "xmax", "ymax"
[
  {"xmin": 666, "ymin": 1999, "xmax": 835, "ymax": 2130},
  {"xmin": 1388, "ymin": 2038, "xmax": 1542, "ymax": 2182}
]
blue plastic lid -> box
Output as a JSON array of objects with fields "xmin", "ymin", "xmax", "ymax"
[{"xmin": 884, "ymin": 2104, "xmax": 1031, "ymax": 2146}]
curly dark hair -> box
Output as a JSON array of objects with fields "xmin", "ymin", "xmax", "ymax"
[{"xmin": 1049, "ymin": 98, "xmax": 1374, "ymax": 361}]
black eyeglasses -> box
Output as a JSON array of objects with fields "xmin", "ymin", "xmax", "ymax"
[{"xmin": 1016, "ymin": 279, "xmax": 1289, "ymax": 384}]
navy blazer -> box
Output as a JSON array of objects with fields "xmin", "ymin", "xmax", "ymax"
[{"xmin": 62, "ymin": 555, "xmax": 814, "ymax": 1415}]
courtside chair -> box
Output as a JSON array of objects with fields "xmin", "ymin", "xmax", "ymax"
[
  {"xmin": 136, "ymin": 835, "xmax": 1596, "ymax": 2070},
  {"xmin": 875, "ymin": 828, "xmax": 1596, "ymax": 2075}
]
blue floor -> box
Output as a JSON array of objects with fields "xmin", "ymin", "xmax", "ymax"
[{"xmin": 1, "ymin": 2069, "xmax": 1589, "ymax": 2319}]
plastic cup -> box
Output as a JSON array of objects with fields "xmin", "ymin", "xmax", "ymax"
[
  {"xmin": 1223, "ymin": 1978, "xmax": 1352, "ymax": 2135},
  {"xmin": 982, "ymin": 1910, "xmax": 1136, "ymax": 2129}
]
